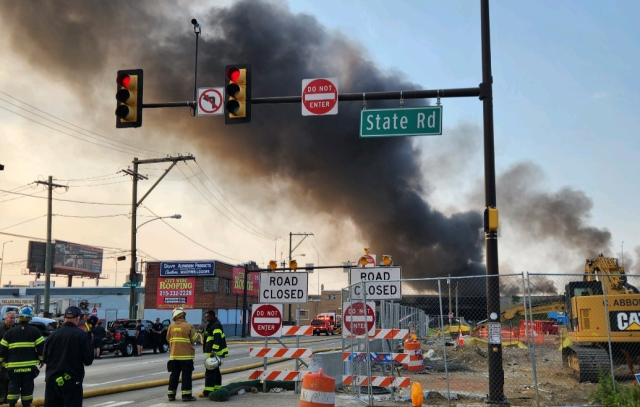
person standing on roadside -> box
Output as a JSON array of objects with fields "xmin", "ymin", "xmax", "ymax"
[
  {"xmin": 166, "ymin": 307, "xmax": 199, "ymax": 402},
  {"xmin": 0, "ymin": 312, "xmax": 16, "ymax": 404},
  {"xmin": 199, "ymin": 310, "xmax": 228, "ymax": 398},
  {"xmin": 151, "ymin": 318, "xmax": 164, "ymax": 354},
  {"xmin": 0, "ymin": 306, "xmax": 44, "ymax": 407},
  {"xmin": 42, "ymin": 306, "xmax": 93, "ymax": 407},
  {"xmin": 135, "ymin": 319, "xmax": 146, "ymax": 356},
  {"xmin": 91, "ymin": 321, "xmax": 106, "ymax": 359}
]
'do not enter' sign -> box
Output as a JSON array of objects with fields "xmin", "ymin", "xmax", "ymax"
[
  {"xmin": 251, "ymin": 303, "xmax": 283, "ymax": 338},
  {"xmin": 343, "ymin": 301, "xmax": 375, "ymax": 337},
  {"xmin": 302, "ymin": 78, "xmax": 338, "ymax": 116}
]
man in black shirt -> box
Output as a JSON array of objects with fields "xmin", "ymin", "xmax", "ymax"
[
  {"xmin": 43, "ymin": 306, "xmax": 93, "ymax": 407},
  {"xmin": 151, "ymin": 318, "xmax": 163, "ymax": 354},
  {"xmin": 91, "ymin": 321, "xmax": 106, "ymax": 359}
]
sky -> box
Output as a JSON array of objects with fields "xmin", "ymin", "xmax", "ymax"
[{"xmin": 0, "ymin": 0, "xmax": 639, "ymax": 294}]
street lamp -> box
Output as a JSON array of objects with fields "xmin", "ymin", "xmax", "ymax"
[
  {"xmin": 0, "ymin": 241, "xmax": 13, "ymax": 288},
  {"xmin": 129, "ymin": 214, "xmax": 181, "ymax": 318},
  {"xmin": 136, "ymin": 214, "xmax": 181, "ymax": 231}
]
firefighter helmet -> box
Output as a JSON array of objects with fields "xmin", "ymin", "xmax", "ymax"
[
  {"xmin": 172, "ymin": 307, "xmax": 185, "ymax": 321},
  {"xmin": 18, "ymin": 306, "xmax": 34, "ymax": 321},
  {"xmin": 204, "ymin": 355, "xmax": 222, "ymax": 370}
]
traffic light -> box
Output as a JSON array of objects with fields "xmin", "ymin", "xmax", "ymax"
[
  {"xmin": 115, "ymin": 69, "xmax": 143, "ymax": 128},
  {"xmin": 224, "ymin": 64, "xmax": 251, "ymax": 124}
]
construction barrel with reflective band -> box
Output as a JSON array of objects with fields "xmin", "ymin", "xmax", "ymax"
[
  {"xmin": 166, "ymin": 320, "xmax": 199, "ymax": 361},
  {"xmin": 299, "ymin": 368, "xmax": 335, "ymax": 407},
  {"xmin": 402, "ymin": 340, "xmax": 424, "ymax": 372}
]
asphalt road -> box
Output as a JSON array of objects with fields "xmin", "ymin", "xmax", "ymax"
[{"xmin": 31, "ymin": 336, "xmax": 344, "ymax": 401}]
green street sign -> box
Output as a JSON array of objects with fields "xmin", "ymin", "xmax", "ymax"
[
  {"xmin": 123, "ymin": 281, "xmax": 141, "ymax": 287},
  {"xmin": 360, "ymin": 106, "xmax": 442, "ymax": 137}
]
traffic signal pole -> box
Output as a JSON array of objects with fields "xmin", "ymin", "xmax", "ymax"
[{"xmin": 479, "ymin": 1, "xmax": 507, "ymax": 404}]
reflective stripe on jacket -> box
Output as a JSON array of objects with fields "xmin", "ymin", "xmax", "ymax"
[
  {"xmin": 166, "ymin": 319, "xmax": 198, "ymax": 360},
  {"xmin": 0, "ymin": 322, "xmax": 44, "ymax": 369},
  {"xmin": 204, "ymin": 318, "xmax": 228, "ymax": 358}
]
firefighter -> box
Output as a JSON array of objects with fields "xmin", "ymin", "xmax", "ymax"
[
  {"xmin": 0, "ymin": 306, "xmax": 44, "ymax": 407},
  {"xmin": 166, "ymin": 307, "xmax": 199, "ymax": 402},
  {"xmin": 199, "ymin": 310, "xmax": 228, "ymax": 398},
  {"xmin": 0, "ymin": 311, "xmax": 16, "ymax": 404}
]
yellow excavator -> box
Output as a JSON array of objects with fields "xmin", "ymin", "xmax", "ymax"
[
  {"xmin": 476, "ymin": 255, "xmax": 640, "ymax": 382},
  {"xmin": 561, "ymin": 254, "xmax": 640, "ymax": 382}
]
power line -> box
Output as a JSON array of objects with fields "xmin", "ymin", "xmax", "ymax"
[
  {"xmin": 0, "ymin": 189, "xmax": 46, "ymax": 203},
  {"xmin": 192, "ymin": 161, "xmax": 277, "ymax": 239},
  {"xmin": 0, "ymin": 189, "xmax": 129, "ymax": 206},
  {"xmin": 142, "ymin": 206, "xmax": 241, "ymax": 263},
  {"xmin": 0, "ymin": 215, "xmax": 47, "ymax": 231},
  {"xmin": 176, "ymin": 165, "xmax": 273, "ymax": 240},
  {"xmin": 0, "ymin": 91, "xmax": 166, "ymax": 157},
  {"xmin": 53, "ymin": 213, "xmax": 130, "ymax": 219}
]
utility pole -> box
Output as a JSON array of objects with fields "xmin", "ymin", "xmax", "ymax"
[
  {"xmin": 122, "ymin": 154, "xmax": 195, "ymax": 319},
  {"xmin": 288, "ymin": 232, "xmax": 313, "ymax": 323},
  {"xmin": 34, "ymin": 176, "xmax": 67, "ymax": 316}
]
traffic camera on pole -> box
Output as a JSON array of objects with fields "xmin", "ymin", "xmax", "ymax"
[
  {"xmin": 115, "ymin": 69, "xmax": 143, "ymax": 128},
  {"xmin": 224, "ymin": 64, "xmax": 251, "ymax": 124}
]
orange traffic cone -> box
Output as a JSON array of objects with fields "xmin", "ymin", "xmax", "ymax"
[
  {"xmin": 458, "ymin": 329, "xmax": 464, "ymax": 346},
  {"xmin": 411, "ymin": 382, "xmax": 423, "ymax": 407}
]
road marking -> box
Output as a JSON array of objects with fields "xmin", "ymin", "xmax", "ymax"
[
  {"xmin": 91, "ymin": 402, "xmax": 134, "ymax": 407},
  {"xmin": 84, "ymin": 371, "xmax": 166, "ymax": 387}
]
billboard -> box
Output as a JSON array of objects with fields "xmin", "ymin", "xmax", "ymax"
[
  {"xmin": 27, "ymin": 240, "xmax": 103, "ymax": 277},
  {"xmin": 156, "ymin": 277, "xmax": 195, "ymax": 309},
  {"xmin": 232, "ymin": 267, "xmax": 260, "ymax": 296},
  {"xmin": 160, "ymin": 261, "xmax": 215, "ymax": 277}
]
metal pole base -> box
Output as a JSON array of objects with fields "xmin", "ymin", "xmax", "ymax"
[{"xmin": 485, "ymin": 395, "xmax": 510, "ymax": 406}]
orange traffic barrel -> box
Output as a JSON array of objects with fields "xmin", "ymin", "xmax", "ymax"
[
  {"xmin": 299, "ymin": 368, "xmax": 335, "ymax": 407},
  {"xmin": 403, "ymin": 340, "xmax": 424, "ymax": 372}
]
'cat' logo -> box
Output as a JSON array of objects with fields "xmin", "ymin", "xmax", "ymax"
[{"xmin": 616, "ymin": 312, "xmax": 640, "ymax": 330}]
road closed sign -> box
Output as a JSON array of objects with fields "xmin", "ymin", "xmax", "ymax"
[
  {"xmin": 302, "ymin": 78, "xmax": 338, "ymax": 116},
  {"xmin": 259, "ymin": 272, "xmax": 308, "ymax": 304},
  {"xmin": 251, "ymin": 303, "xmax": 283, "ymax": 338},
  {"xmin": 350, "ymin": 267, "xmax": 401, "ymax": 300}
]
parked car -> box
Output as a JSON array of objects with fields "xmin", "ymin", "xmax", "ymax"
[
  {"xmin": 101, "ymin": 319, "xmax": 170, "ymax": 357},
  {"xmin": 311, "ymin": 318, "xmax": 334, "ymax": 336}
]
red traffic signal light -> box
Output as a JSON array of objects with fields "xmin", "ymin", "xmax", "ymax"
[
  {"xmin": 224, "ymin": 64, "xmax": 251, "ymax": 124},
  {"xmin": 115, "ymin": 69, "xmax": 143, "ymax": 128}
]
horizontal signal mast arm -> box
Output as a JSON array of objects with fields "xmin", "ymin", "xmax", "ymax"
[{"xmin": 252, "ymin": 87, "xmax": 481, "ymax": 105}]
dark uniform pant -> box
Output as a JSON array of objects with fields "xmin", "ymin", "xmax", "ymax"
[
  {"xmin": 167, "ymin": 360, "xmax": 194, "ymax": 399},
  {"xmin": 203, "ymin": 367, "xmax": 222, "ymax": 395},
  {"xmin": 7, "ymin": 367, "xmax": 38, "ymax": 406},
  {"xmin": 44, "ymin": 377, "xmax": 83, "ymax": 407},
  {"xmin": 0, "ymin": 367, "xmax": 9, "ymax": 403}
]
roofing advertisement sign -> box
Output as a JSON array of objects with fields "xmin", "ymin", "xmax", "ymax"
[
  {"xmin": 232, "ymin": 267, "xmax": 260, "ymax": 296},
  {"xmin": 157, "ymin": 277, "xmax": 195, "ymax": 309},
  {"xmin": 160, "ymin": 261, "xmax": 215, "ymax": 277}
]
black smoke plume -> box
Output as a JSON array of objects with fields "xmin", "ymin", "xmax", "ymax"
[{"xmin": 0, "ymin": 0, "xmax": 624, "ymax": 293}]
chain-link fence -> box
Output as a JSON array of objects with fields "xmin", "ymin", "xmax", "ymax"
[{"xmin": 340, "ymin": 269, "xmax": 640, "ymax": 406}]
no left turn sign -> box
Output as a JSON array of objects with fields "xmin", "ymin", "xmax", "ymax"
[
  {"xmin": 197, "ymin": 87, "xmax": 224, "ymax": 116},
  {"xmin": 302, "ymin": 78, "xmax": 338, "ymax": 116}
]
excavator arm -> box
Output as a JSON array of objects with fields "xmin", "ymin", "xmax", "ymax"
[{"xmin": 500, "ymin": 302, "xmax": 565, "ymax": 322}]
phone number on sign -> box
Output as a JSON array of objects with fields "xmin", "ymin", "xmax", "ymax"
[{"xmin": 159, "ymin": 290, "xmax": 193, "ymax": 297}]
